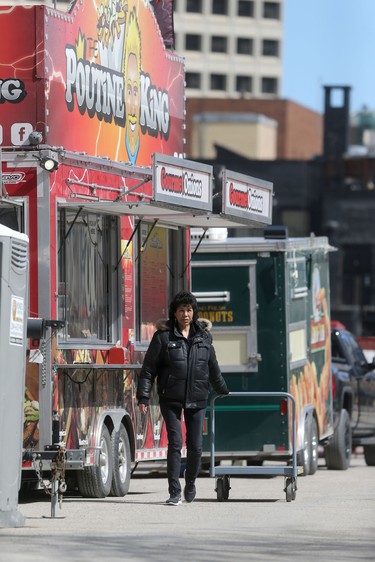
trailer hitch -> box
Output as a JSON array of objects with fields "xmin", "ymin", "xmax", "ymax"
[{"xmin": 23, "ymin": 446, "xmax": 67, "ymax": 519}]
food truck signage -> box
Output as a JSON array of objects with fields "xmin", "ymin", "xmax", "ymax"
[
  {"xmin": 0, "ymin": 1, "xmax": 185, "ymax": 166},
  {"xmin": 153, "ymin": 153, "xmax": 212, "ymax": 211},
  {"xmin": 223, "ymin": 169, "xmax": 273, "ymax": 224}
]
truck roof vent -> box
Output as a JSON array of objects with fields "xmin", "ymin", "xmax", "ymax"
[
  {"xmin": 264, "ymin": 225, "xmax": 288, "ymax": 239},
  {"xmin": 207, "ymin": 228, "xmax": 228, "ymax": 240}
]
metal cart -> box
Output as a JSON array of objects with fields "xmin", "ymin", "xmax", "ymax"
[{"xmin": 209, "ymin": 391, "xmax": 301, "ymax": 502}]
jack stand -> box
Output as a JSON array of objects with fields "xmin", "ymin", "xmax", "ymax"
[
  {"xmin": 50, "ymin": 479, "xmax": 64, "ymax": 519},
  {"xmin": 43, "ymin": 478, "xmax": 65, "ymax": 519}
]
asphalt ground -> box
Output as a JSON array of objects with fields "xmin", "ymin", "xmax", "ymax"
[{"xmin": 0, "ymin": 452, "xmax": 374, "ymax": 562}]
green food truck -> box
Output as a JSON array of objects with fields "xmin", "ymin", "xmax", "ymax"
[{"xmin": 192, "ymin": 229, "xmax": 335, "ymax": 476}]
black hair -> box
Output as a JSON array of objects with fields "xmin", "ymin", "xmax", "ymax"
[{"xmin": 168, "ymin": 290, "xmax": 198, "ymax": 324}]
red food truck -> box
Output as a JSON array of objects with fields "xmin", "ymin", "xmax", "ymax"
[{"xmin": 0, "ymin": 0, "xmax": 273, "ymax": 500}]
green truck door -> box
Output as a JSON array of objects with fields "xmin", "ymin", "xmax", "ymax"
[{"xmin": 192, "ymin": 260, "xmax": 258, "ymax": 372}]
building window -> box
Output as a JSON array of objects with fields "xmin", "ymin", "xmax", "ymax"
[
  {"xmin": 186, "ymin": 0, "xmax": 202, "ymax": 12},
  {"xmin": 210, "ymin": 73, "xmax": 227, "ymax": 90},
  {"xmin": 212, "ymin": 0, "xmax": 228, "ymax": 15},
  {"xmin": 186, "ymin": 72, "xmax": 201, "ymax": 89},
  {"xmin": 262, "ymin": 77, "xmax": 278, "ymax": 94},
  {"xmin": 58, "ymin": 208, "xmax": 119, "ymax": 344},
  {"xmin": 238, "ymin": 0, "xmax": 254, "ymax": 17},
  {"xmin": 262, "ymin": 39, "xmax": 279, "ymax": 57},
  {"xmin": 237, "ymin": 37, "xmax": 253, "ymax": 55},
  {"xmin": 211, "ymin": 36, "xmax": 227, "ymax": 53},
  {"xmin": 185, "ymin": 34, "xmax": 202, "ymax": 51},
  {"xmin": 236, "ymin": 75, "xmax": 252, "ymax": 94},
  {"xmin": 263, "ymin": 2, "xmax": 281, "ymax": 19}
]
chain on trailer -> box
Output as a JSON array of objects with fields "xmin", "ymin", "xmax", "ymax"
[{"xmin": 31, "ymin": 445, "xmax": 67, "ymax": 518}]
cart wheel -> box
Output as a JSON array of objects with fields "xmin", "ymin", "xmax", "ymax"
[
  {"xmin": 216, "ymin": 476, "xmax": 230, "ymax": 502},
  {"xmin": 216, "ymin": 477, "xmax": 224, "ymax": 501},
  {"xmin": 291, "ymin": 479, "xmax": 297, "ymax": 501},
  {"xmin": 223, "ymin": 475, "xmax": 230, "ymax": 500},
  {"xmin": 284, "ymin": 477, "xmax": 296, "ymax": 502}
]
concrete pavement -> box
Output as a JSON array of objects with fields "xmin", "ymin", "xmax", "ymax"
[{"xmin": 0, "ymin": 454, "xmax": 374, "ymax": 561}]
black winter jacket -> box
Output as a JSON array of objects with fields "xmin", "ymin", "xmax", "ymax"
[{"xmin": 136, "ymin": 318, "xmax": 228, "ymax": 409}]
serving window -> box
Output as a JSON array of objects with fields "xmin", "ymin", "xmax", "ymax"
[
  {"xmin": 134, "ymin": 222, "xmax": 186, "ymax": 348},
  {"xmin": 57, "ymin": 208, "xmax": 119, "ymax": 346}
]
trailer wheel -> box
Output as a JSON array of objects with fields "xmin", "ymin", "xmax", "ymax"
[
  {"xmin": 325, "ymin": 409, "xmax": 352, "ymax": 470},
  {"xmin": 77, "ymin": 425, "xmax": 113, "ymax": 498},
  {"xmin": 109, "ymin": 424, "xmax": 131, "ymax": 497},
  {"xmin": 309, "ymin": 417, "xmax": 319, "ymax": 475},
  {"xmin": 363, "ymin": 445, "xmax": 375, "ymax": 466},
  {"xmin": 299, "ymin": 417, "xmax": 311, "ymax": 476}
]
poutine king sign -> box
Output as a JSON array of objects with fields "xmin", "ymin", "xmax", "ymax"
[{"xmin": 0, "ymin": 1, "xmax": 185, "ymax": 166}]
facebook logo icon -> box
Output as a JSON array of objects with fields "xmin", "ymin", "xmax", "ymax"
[{"xmin": 11, "ymin": 123, "xmax": 33, "ymax": 145}]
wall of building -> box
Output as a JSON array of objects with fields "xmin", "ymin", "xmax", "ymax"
[
  {"xmin": 186, "ymin": 98, "xmax": 323, "ymax": 160},
  {"xmin": 174, "ymin": 0, "xmax": 283, "ymax": 99},
  {"xmin": 190, "ymin": 113, "xmax": 277, "ymax": 159}
]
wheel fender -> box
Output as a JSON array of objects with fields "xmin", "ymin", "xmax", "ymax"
[
  {"xmin": 92, "ymin": 409, "xmax": 130, "ymax": 465},
  {"xmin": 340, "ymin": 387, "xmax": 353, "ymax": 418}
]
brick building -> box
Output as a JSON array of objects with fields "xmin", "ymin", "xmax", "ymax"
[
  {"xmin": 191, "ymin": 87, "xmax": 375, "ymax": 336},
  {"xmin": 185, "ymin": 98, "xmax": 323, "ymax": 160}
]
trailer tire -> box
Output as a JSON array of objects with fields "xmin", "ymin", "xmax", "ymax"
[
  {"xmin": 77, "ymin": 424, "xmax": 113, "ymax": 498},
  {"xmin": 298, "ymin": 417, "xmax": 311, "ymax": 476},
  {"xmin": 363, "ymin": 445, "xmax": 375, "ymax": 466},
  {"xmin": 109, "ymin": 424, "xmax": 131, "ymax": 497},
  {"xmin": 309, "ymin": 417, "xmax": 319, "ymax": 475},
  {"xmin": 325, "ymin": 409, "xmax": 352, "ymax": 470}
]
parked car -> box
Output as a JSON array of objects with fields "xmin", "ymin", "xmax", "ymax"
[{"xmin": 325, "ymin": 326, "xmax": 375, "ymax": 469}]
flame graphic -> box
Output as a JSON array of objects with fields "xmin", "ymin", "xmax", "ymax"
[{"xmin": 75, "ymin": 30, "xmax": 86, "ymax": 60}]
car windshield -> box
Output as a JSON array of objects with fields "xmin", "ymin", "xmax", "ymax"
[{"xmin": 340, "ymin": 331, "xmax": 367, "ymax": 366}]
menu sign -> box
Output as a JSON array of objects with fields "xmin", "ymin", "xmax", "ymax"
[
  {"xmin": 223, "ymin": 169, "xmax": 273, "ymax": 225},
  {"xmin": 153, "ymin": 153, "xmax": 212, "ymax": 211}
]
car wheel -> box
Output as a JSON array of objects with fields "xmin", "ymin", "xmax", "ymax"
[{"xmin": 363, "ymin": 445, "xmax": 375, "ymax": 466}]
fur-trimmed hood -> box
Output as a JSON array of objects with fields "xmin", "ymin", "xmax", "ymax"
[
  {"xmin": 197, "ymin": 317, "xmax": 212, "ymax": 331},
  {"xmin": 155, "ymin": 317, "xmax": 212, "ymax": 332}
]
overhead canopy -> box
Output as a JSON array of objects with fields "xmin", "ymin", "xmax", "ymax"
[
  {"xmin": 61, "ymin": 152, "xmax": 273, "ymax": 229},
  {"xmin": 62, "ymin": 200, "xmax": 272, "ymax": 229}
]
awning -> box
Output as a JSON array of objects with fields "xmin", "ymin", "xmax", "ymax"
[
  {"xmin": 61, "ymin": 200, "xmax": 270, "ymax": 229},
  {"xmin": 61, "ymin": 152, "xmax": 273, "ymax": 229}
]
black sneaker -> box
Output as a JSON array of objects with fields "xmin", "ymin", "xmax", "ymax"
[
  {"xmin": 166, "ymin": 494, "xmax": 182, "ymax": 506},
  {"xmin": 183, "ymin": 481, "xmax": 196, "ymax": 503}
]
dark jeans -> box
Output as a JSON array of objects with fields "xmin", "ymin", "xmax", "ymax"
[{"xmin": 159, "ymin": 401, "xmax": 206, "ymax": 496}]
